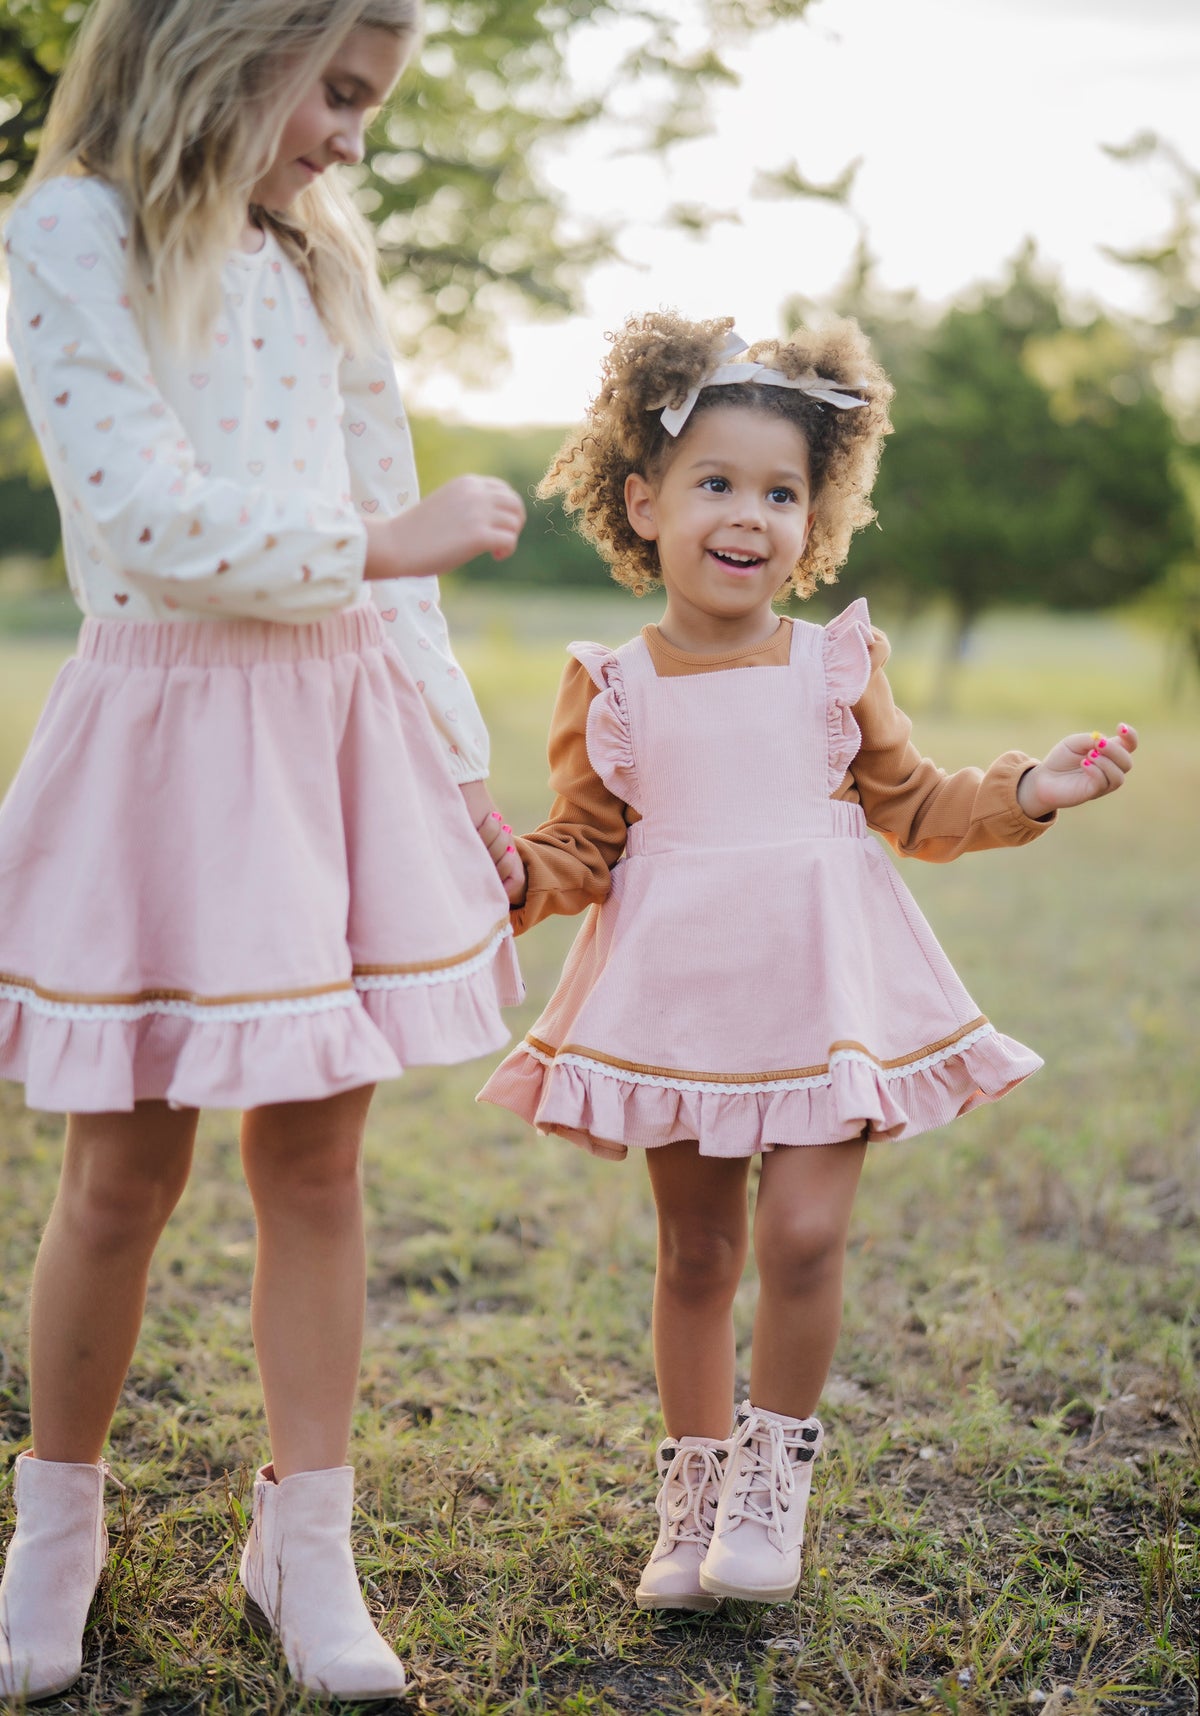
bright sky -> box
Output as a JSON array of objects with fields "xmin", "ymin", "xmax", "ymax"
[
  {"xmin": 410, "ymin": 0, "xmax": 1200, "ymax": 427},
  {"xmin": 3, "ymin": 0, "xmax": 1196, "ymax": 430}
]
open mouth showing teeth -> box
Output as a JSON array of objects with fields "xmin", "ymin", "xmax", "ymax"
[{"xmin": 711, "ymin": 550, "xmax": 764, "ymax": 568}]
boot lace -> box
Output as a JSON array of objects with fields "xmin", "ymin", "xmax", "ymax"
[
  {"xmin": 656, "ymin": 1443, "xmax": 725, "ymax": 1549},
  {"xmin": 721, "ymin": 1410, "xmax": 823, "ymax": 1549}
]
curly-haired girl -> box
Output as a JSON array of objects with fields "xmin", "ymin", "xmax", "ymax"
[{"xmin": 480, "ymin": 311, "xmax": 1137, "ymax": 1613}]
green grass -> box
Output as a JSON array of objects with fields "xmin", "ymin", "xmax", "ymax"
[{"xmin": 0, "ymin": 595, "xmax": 1196, "ymax": 1715}]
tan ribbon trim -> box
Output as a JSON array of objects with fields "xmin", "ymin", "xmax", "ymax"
[
  {"xmin": 0, "ymin": 969, "xmax": 355, "ymax": 1009},
  {"xmin": 0, "ymin": 917, "xmax": 510, "ymax": 1008},
  {"xmin": 526, "ymin": 1015, "xmax": 990, "ymax": 1084},
  {"xmin": 353, "ymin": 917, "xmax": 510, "ymax": 977}
]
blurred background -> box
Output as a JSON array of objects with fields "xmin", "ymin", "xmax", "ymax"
[
  {"xmin": 0, "ymin": 8, "xmax": 1197, "ymax": 1707},
  {"xmin": 0, "ymin": 0, "xmax": 1198, "ymax": 689}
]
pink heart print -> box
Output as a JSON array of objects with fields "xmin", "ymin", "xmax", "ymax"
[{"xmin": 379, "ymin": 607, "xmax": 398, "ymax": 622}]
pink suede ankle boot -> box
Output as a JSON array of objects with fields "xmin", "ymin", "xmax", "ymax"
[
  {"xmin": 635, "ymin": 1436, "xmax": 731, "ymax": 1612},
  {"xmin": 239, "ymin": 1464, "xmax": 406, "ymax": 1701},
  {"xmin": 699, "ymin": 1401, "xmax": 824, "ymax": 1603},
  {"xmin": 0, "ymin": 1453, "xmax": 109, "ymax": 1700}
]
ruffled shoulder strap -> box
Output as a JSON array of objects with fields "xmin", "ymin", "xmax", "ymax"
[
  {"xmin": 822, "ymin": 597, "xmax": 875, "ymax": 791},
  {"xmin": 566, "ymin": 640, "xmax": 641, "ymax": 812}
]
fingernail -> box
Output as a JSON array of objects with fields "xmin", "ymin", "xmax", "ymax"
[
  {"xmin": 1119, "ymin": 724, "xmax": 1129, "ymax": 736},
  {"xmin": 502, "ymin": 824, "xmax": 511, "ymax": 833},
  {"xmin": 1081, "ymin": 757, "xmax": 1092, "ymax": 768},
  {"xmin": 1097, "ymin": 736, "xmax": 1107, "ymax": 748},
  {"xmin": 1088, "ymin": 749, "xmax": 1098, "ymax": 760},
  {"xmin": 506, "ymin": 844, "xmax": 514, "ymax": 853},
  {"xmin": 491, "ymin": 810, "xmax": 502, "ymax": 820}
]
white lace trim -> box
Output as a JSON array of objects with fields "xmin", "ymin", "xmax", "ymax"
[
  {"xmin": 0, "ymin": 980, "xmax": 357, "ymax": 1025},
  {"xmin": 0, "ymin": 926, "xmax": 512, "ymax": 1023},
  {"xmin": 352, "ymin": 924, "xmax": 512, "ymax": 991},
  {"xmin": 525, "ymin": 1021, "xmax": 997, "ymax": 1096}
]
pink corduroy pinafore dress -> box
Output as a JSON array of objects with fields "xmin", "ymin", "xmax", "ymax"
[{"xmin": 479, "ymin": 598, "xmax": 1041, "ymax": 1159}]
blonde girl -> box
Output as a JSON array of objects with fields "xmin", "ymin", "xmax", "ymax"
[
  {"xmin": 0, "ymin": 0, "xmax": 526, "ymax": 1697},
  {"xmin": 480, "ymin": 312, "xmax": 1137, "ymax": 1615}
]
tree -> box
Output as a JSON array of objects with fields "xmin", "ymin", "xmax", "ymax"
[
  {"xmin": 802, "ymin": 249, "xmax": 1190, "ymax": 702},
  {"xmin": 1101, "ymin": 132, "xmax": 1200, "ymax": 687},
  {"xmin": 0, "ymin": 0, "xmax": 827, "ymax": 372},
  {"xmin": 0, "ymin": 369, "xmax": 58, "ymax": 570}
]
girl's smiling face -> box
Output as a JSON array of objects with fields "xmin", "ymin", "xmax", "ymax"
[
  {"xmin": 624, "ymin": 404, "xmax": 816, "ymax": 650},
  {"xmin": 251, "ymin": 25, "xmax": 409, "ymax": 211}
]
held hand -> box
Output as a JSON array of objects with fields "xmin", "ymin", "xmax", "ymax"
[
  {"xmin": 1016, "ymin": 724, "xmax": 1139, "ymax": 818},
  {"xmin": 459, "ymin": 781, "xmax": 527, "ymax": 905},
  {"xmin": 366, "ymin": 475, "xmax": 526, "ymax": 581}
]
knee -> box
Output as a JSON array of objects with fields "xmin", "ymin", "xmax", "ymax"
[
  {"xmin": 657, "ymin": 1222, "xmax": 745, "ymax": 1303},
  {"xmin": 756, "ymin": 1213, "xmax": 846, "ymax": 1299},
  {"xmin": 59, "ymin": 1164, "xmax": 183, "ymax": 1255},
  {"xmin": 248, "ymin": 1142, "xmax": 362, "ymax": 1230}
]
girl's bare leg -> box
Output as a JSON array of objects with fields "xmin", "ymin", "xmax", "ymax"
[
  {"xmin": 645, "ymin": 1143, "xmax": 752, "ymax": 1439},
  {"xmin": 239, "ymin": 1085, "xmax": 375, "ymax": 1478},
  {"xmin": 29, "ymin": 1103, "xmax": 199, "ymax": 1464},
  {"xmin": 749, "ymin": 1140, "xmax": 867, "ymax": 1419}
]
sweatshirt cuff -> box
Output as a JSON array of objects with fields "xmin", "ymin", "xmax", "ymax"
[{"xmin": 984, "ymin": 753, "xmax": 1058, "ymax": 843}]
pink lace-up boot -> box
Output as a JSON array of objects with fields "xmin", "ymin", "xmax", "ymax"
[
  {"xmin": 239, "ymin": 1464, "xmax": 406, "ymax": 1700},
  {"xmin": 635, "ymin": 1436, "xmax": 731, "ymax": 1612},
  {"xmin": 699, "ymin": 1401, "xmax": 824, "ymax": 1603},
  {"xmin": 0, "ymin": 1454, "xmax": 109, "ymax": 1700}
]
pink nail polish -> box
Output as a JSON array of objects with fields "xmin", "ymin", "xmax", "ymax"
[
  {"xmin": 1097, "ymin": 736, "xmax": 1107, "ymax": 748},
  {"xmin": 491, "ymin": 810, "xmax": 502, "ymax": 820},
  {"xmin": 1081, "ymin": 757, "xmax": 1092, "ymax": 767},
  {"xmin": 1119, "ymin": 724, "xmax": 1129, "ymax": 736},
  {"xmin": 506, "ymin": 844, "xmax": 514, "ymax": 853}
]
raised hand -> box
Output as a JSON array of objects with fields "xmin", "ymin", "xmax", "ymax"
[
  {"xmin": 1016, "ymin": 724, "xmax": 1139, "ymax": 819},
  {"xmin": 367, "ymin": 474, "xmax": 526, "ymax": 581}
]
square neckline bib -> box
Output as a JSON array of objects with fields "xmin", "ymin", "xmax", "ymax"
[{"xmin": 479, "ymin": 599, "xmax": 1041, "ymax": 1160}]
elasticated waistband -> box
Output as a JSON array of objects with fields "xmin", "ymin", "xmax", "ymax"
[{"xmin": 77, "ymin": 600, "xmax": 385, "ymax": 668}]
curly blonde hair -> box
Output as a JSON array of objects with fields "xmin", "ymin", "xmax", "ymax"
[{"xmin": 539, "ymin": 311, "xmax": 894, "ymax": 598}]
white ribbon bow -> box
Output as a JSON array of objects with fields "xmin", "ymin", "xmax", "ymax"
[{"xmin": 654, "ymin": 332, "xmax": 869, "ymax": 437}]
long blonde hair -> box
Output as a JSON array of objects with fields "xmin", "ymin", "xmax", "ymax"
[{"xmin": 27, "ymin": 0, "xmax": 419, "ymax": 350}]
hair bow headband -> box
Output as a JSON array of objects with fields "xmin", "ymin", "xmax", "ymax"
[{"xmin": 653, "ymin": 332, "xmax": 869, "ymax": 437}]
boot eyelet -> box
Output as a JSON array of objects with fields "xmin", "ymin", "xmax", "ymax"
[
  {"xmin": 801, "ymin": 1427, "xmax": 819, "ymax": 1443},
  {"xmin": 797, "ymin": 1448, "xmax": 814, "ymax": 1461}
]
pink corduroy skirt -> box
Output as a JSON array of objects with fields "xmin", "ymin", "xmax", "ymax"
[{"xmin": 0, "ymin": 605, "xmax": 521, "ymax": 1112}]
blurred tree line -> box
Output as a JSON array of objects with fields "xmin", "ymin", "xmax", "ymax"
[{"xmin": 0, "ymin": 4, "xmax": 1196, "ymax": 678}]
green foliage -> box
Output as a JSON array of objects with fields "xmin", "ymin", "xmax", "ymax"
[
  {"xmin": 0, "ymin": 0, "xmax": 825, "ymax": 372},
  {"xmin": 824, "ymin": 249, "xmax": 1190, "ymax": 650},
  {"xmin": 0, "ymin": 368, "xmax": 58, "ymax": 568},
  {"xmin": 410, "ymin": 414, "xmax": 605, "ymax": 588}
]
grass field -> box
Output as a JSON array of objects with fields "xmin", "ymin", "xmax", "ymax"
[{"xmin": 0, "ymin": 594, "xmax": 1196, "ymax": 1716}]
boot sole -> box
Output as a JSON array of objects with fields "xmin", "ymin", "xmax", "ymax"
[
  {"xmin": 242, "ymin": 1594, "xmax": 408, "ymax": 1702},
  {"xmin": 635, "ymin": 1588, "xmax": 720, "ymax": 1613},
  {"xmin": 698, "ymin": 1572, "xmax": 799, "ymax": 1604}
]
